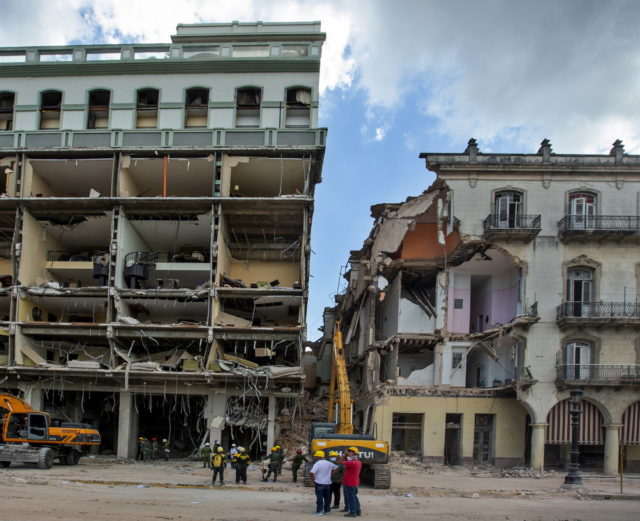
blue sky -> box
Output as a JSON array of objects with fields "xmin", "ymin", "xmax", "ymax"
[{"xmin": 2, "ymin": 0, "xmax": 640, "ymax": 337}]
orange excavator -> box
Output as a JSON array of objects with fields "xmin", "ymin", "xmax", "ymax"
[
  {"xmin": 306, "ymin": 322, "xmax": 391, "ymax": 488},
  {"xmin": 0, "ymin": 393, "xmax": 101, "ymax": 468}
]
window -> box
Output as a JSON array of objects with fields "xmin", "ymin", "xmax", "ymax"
[
  {"xmin": 451, "ymin": 352, "xmax": 463, "ymax": 369},
  {"xmin": 494, "ymin": 190, "xmax": 522, "ymax": 228},
  {"xmin": 184, "ymin": 87, "xmax": 209, "ymax": 128},
  {"xmin": 0, "ymin": 92, "xmax": 14, "ymax": 131},
  {"xmin": 565, "ymin": 340, "xmax": 592, "ymax": 379},
  {"xmin": 568, "ymin": 192, "xmax": 596, "ymax": 228},
  {"xmin": 136, "ymin": 88, "xmax": 159, "ymax": 128},
  {"xmin": 391, "ymin": 413, "xmax": 423, "ymax": 454},
  {"xmin": 87, "ymin": 89, "xmax": 110, "ymax": 129},
  {"xmin": 285, "ymin": 87, "xmax": 311, "ymax": 128},
  {"xmin": 39, "ymin": 90, "xmax": 62, "ymax": 129},
  {"xmin": 235, "ymin": 87, "xmax": 261, "ymax": 127},
  {"xmin": 566, "ymin": 267, "xmax": 594, "ymax": 317}
]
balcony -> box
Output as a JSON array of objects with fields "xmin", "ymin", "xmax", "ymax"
[
  {"xmin": 556, "ymin": 301, "xmax": 640, "ymax": 328},
  {"xmin": 557, "ymin": 215, "xmax": 640, "ymax": 242},
  {"xmin": 556, "ymin": 364, "xmax": 640, "ymax": 387},
  {"xmin": 482, "ymin": 214, "xmax": 541, "ymax": 241}
]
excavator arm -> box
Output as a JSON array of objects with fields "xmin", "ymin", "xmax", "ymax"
[{"xmin": 327, "ymin": 321, "xmax": 353, "ymax": 434}]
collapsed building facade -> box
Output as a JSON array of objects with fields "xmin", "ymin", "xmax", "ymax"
[
  {"xmin": 0, "ymin": 22, "xmax": 326, "ymax": 457},
  {"xmin": 323, "ymin": 139, "xmax": 640, "ymax": 473}
]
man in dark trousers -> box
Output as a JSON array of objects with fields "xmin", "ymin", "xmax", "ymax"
[
  {"xmin": 211, "ymin": 446, "xmax": 227, "ymax": 485},
  {"xmin": 309, "ymin": 450, "xmax": 338, "ymax": 515},
  {"xmin": 341, "ymin": 447, "xmax": 362, "ymax": 517},
  {"xmin": 232, "ymin": 446, "xmax": 250, "ymax": 484},
  {"xmin": 291, "ymin": 449, "xmax": 308, "ymax": 483},
  {"xmin": 328, "ymin": 451, "xmax": 344, "ymax": 509}
]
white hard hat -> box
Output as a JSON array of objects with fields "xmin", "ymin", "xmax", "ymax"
[
  {"xmin": 205, "ymin": 442, "xmax": 210, "ymax": 446},
  {"xmin": 231, "ymin": 443, "xmax": 236, "ymax": 447},
  {"xmin": 162, "ymin": 439, "xmax": 167, "ymax": 442}
]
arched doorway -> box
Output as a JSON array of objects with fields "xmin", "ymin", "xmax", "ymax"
[{"xmin": 544, "ymin": 398, "xmax": 605, "ymax": 469}]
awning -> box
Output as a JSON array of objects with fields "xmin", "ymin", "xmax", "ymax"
[
  {"xmin": 622, "ymin": 402, "xmax": 640, "ymax": 445},
  {"xmin": 545, "ymin": 399, "xmax": 603, "ymax": 445}
]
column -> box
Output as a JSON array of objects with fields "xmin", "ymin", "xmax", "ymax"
[
  {"xmin": 266, "ymin": 394, "xmax": 276, "ymax": 449},
  {"xmin": 529, "ymin": 423, "xmax": 547, "ymax": 472},
  {"xmin": 206, "ymin": 392, "xmax": 226, "ymax": 445},
  {"xmin": 117, "ymin": 391, "xmax": 138, "ymax": 459},
  {"xmin": 20, "ymin": 384, "xmax": 43, "ymax": 410},
  {"xmin": 604, "ymin": 424, "xmax": 622, "ymax": 475}
]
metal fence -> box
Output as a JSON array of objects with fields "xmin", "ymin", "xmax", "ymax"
[
  {"xmin": 556, "ymin": 301, "xmax": 640, "ymax": 320},
  {"xmin": 483, "ymin": 214, "xmax": 541, "ymax": 231},
  {"xmin": 557, "ymin": 215, "xmax": 640, "ymax": 233},
  {"xmin": 557, "ymin": 364, "xmax": 640, "ymax": 382}
]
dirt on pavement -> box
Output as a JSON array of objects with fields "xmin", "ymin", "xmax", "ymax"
[{"xmin": 1, "ymin": 456, "xmax": 639, "ymax": 521}]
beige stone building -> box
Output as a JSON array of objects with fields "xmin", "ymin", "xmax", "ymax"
[{"xmin": 322, "ymin": 139, "xmax": 640, "ymax": 473}]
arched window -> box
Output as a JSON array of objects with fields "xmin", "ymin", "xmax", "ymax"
[
  {"xmin": 0, "ymin": 92, "xmax": 15, "ymax": 131},
  {"xmin": 566, "ymin": 267, "xmax": 594, "ymax": 317},
  {"xmin": 40, "ymin": 90, "xmax": 62, "ymax": 129},
  {"xmin": 136, "ymin": 88, "xmax": 159, "ymax": 128},
  {"xmin": 568, "ymin": 191, "xmax": 596, "ymax": 229},
  {"xmin": 285, "ymin": 86, "xmax": 311, "ymax": 128},
  {"xmin": 184, "ymin": 87, "xmax": 209, "ymax": 128},
  {"xmin": 494, "ymin": 190, "xmax": 522, "ymax": 228},
  {"xmin": 564, "ymin": 340, "xmax": 592, "ymax": 379},
  {"xmin": 87, "ymin": 89, "xmax": 110, "ymax": 129},
  {"xmin": 235, "ymin": 87, "xmax": 261, "ymax": 128}
]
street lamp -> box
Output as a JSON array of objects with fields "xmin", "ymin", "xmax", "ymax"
[{"xmin": 562, "ymin": 388, "xmax": 585, "ymax": 488}]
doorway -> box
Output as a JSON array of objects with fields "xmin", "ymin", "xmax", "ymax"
[
  {"xmin": 391, "ymin": 413, "xmax": 423, "ymax": 455},
  {"xmin": 444, "ymin": 413, "xmax": 462, "ymax": 465},
  {"xmin": 473, "ymin": 414, "xmax": 494, "ymax": 464}
]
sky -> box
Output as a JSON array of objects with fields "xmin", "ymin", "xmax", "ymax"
[{"xmin": 2, "ymin": 0, "xmax": 640, "ymax": 338}]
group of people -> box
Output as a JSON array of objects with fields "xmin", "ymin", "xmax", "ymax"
[
  {"xmin": 136, "ymin": 436, "xmax": 170, "ymax": 461},
  {"xmin": 201, "ymin": 440, "xmax": 251, "ymax": 485},
  {"xmin": 310, "ymin": 447, "xmax": 362, "ymax": 517}
]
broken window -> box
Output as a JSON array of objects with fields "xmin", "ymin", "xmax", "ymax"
[
  {"xmin": 216, "ymin": 293, "xmax": 302, "ymax": 328},
  {"xmin": 19, "ymin": 334, "xmax": 111, "ymax": 369},
  {"xmin": 23, "ymin": 157, "xmax": 113, "ymax": 198},
  {"xmin": 118, "ymin": 297, "xmax": 208, "ymax": 326},
  {"xmin": 0, "ymin": 92, "xmax": 14, "ymax": 131},
  {"xmin": 223, "ymin": 156, "xmax": 307, "ymax": 197},
  {"xmin": 87, "ymin": 89, "xmax": 110, "ymax": 129},
  {"xmin": 136, "ymin": 88, "xmax": 159, "ymax": 128},
  {"xmin": 285, "ymin": 87, "xmax": 311, "ymax": 128},
  {"xmin": 39, "ymin": 90, "xmax": 62, "ymax": 129},
  {"xmin": 391, "ymin": 413, "xmax": 423, "ymax": 455},
  {"xmin": 184, "ymin": 87, "xmax": 209, "ymax": 128},
  {"xmin": 216, "ymin": 338, "xmax": 299, "ymax": 367},
  {"xmin": 235, "ymin": 87, "xmax": 261, "ymax": 127}
]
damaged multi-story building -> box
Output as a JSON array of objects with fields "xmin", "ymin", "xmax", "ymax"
[
  {"xmin": 0, "ymin": 21, "xmax": 326, "ymax": 457},
  {"xmin": 322, "ymin": 139, "xmax": 640, "ymax": 473}
]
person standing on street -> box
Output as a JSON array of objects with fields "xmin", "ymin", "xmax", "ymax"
[
  {"xmin": 211, "ymin": 446, "xmax": 227, "ymax": 485},
  {"xmin": 328, "ymin": 451, "xmax": 344, "ymax": 510},
  {"xmin": 162, "ymin": 438, "xmax": 170, "ymax": 461},
  {"xmin": 340, "ymin": 447, "xmax": 362, "ymax": 517},
  {"xmin": 232, "ymin": 446, "xmax": 250, "ymax": 484},
  {"xmin": 229, "ymin": 443, "xmax": 238, "ymax": 469},
  {"xmin": 263, "ymin": 446, "xmax": 284, "ymax": 482},
  {"xmin": 136, "ymin": 437, "xmax": 145, "ymax": 461},
  {"xmin": 201, "ymin": 442, "xmax": 212, "ymax": 468},
  {"xmin": 309, "ymin": 450, "xmax": 337, "ymax": 515},
  {"xmin": 291, "ymin": 449, "xmax": 308, "ymax": 483},
  {"xmin": 151, "ymin": 438, "xmax": 159, "ymax": 460}
]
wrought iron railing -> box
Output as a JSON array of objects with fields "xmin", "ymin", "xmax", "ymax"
[
  {"xmin": 557, "ymin": 215, "xmax": 640, "ymax": 233},
  {"xmin": 47, "ymin": 250, "xmax": 108, "ymax": 262},
  {"xmin": 124, "ymin": 250, "xmax": 209, "ymax": 267},
  {"xmin": 483, "ymin": 214, "xmax": 541, "ymax": 232},
  {"xmin": 556, "ymin": 364, "xmax": 640, "ymax": 382},
  {"xmin": 557, "ymin": 301, "xmax": 640, "ymax": 320}
]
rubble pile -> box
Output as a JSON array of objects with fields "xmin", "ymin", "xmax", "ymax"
[{"xmin": 277, "ymin": 394, "xmax": 328, "ymax": 452}]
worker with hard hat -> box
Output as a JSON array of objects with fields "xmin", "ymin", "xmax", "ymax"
[
  {"xmin": 136, "ymin": 437, "xmax": 145, "ymax": 461},
  {"xmin": 340, "ymin": 447, "xmax": 362, "ymax": 517},
  {"xmin": 162, "ymin": 438, "xmax": 170, "ymax": 461},
  {"xmin": 310, "ymin": 450, "xmax": 338, "ymax": 515},
  {"xmin": 201, "ymin": 442, "xmax": 212, "ymax": 468},
  {"xmin": 211, "ymin": 446, "xmax": 227, "ymax": 485},
  {"xmin": 232, "ymin": 446, "xmax": 251, "ymax": 484},
  {"xmin": 263, "ymin": 445, "xmax": 284, "ymax": 482},
  {"xmin": 328, "ymin": 451, "xmax": 345, "ymax": 510},
  {"xmin": 291, "ymin": 449, "xmax": 309, "ymax": 483}
]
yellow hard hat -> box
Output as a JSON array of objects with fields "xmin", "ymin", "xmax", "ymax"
[
  {"xmin": 314, "ymin": 450, "xmax": 325, "ymax": 458},
  {"xmin": 237, "ymin": 446, "xmax": 245, "ymax": 452},
  {"xmin": 275, "ymin": 445, "xmax": 281, "ymax": 449},
  {"xmin": 347, "ymin": 446, "xmax": 359, "ymax": 454},
  {"xmin": 217, "ymin": 447, "xmax": 224, "ymax": 452},
  {"xmin": 328, "ymin": 451, "xmax": 338, "ymax": 457},
  {"xmin": 271, "ymin": 446, "xmax": 277, "ymax": 451}
]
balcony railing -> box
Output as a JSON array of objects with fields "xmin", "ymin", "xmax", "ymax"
[
  {"xmin": 557, "ymin": 215, "xmax": 640, "ymax": 241},
  {"xmin": 47, "ymin": 250, "xmax": 108, "ymax": 262},
  {"xmin": 556, "ymin": 364, "xmax": 640, "ymax": 384},
  {"xmin": 124, "ymin": 250, "xmax": 210, "ymax": 267},
  {"xmin": 556, "ymin": 301, "xmax": 640, "ymax": 327},
  {"xmin": 482, "ymin": 214, "xmax": 541, "ymax": 241}
]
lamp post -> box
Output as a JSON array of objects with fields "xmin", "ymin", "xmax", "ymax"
[{"xmin": 562, "ymin": 388, "xmax": 585, "ymax": 488}]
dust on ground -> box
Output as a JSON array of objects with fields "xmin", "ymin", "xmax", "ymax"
[{"xmin": 1, "ymin": 455, "xmax": 638, "ymax": 521}]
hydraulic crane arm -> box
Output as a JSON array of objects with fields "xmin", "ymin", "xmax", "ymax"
[{"xmin": 327, "ymin": 321, "xmax": 354, "ymax": 434}]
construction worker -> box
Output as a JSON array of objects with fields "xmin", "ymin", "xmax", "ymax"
[
  {"xmin": 211, "ymin": 446, "xmax": 227, "ymax": 485},
  {"xmin": 328, "ymin": 451, "xmax": 344, "ymax": 510},
  {"xmin": 309, "ymin": 450, "xmax": 338, "ymax": 515},
  {"xmin": 201, "ymin": 442, "xmax": 212, "ymax": 468},
  {"xmin": 136, "ymin": 437, "xmax": 145, "ymax": 461},
  {"xmin": 142, "ymin": 437, "xmax": 152, "ymax": 461},
  {"xmin": 291, "ymin": 449, "xmax": 308, "ymax": 483},
  {"xmin": 229, "ymin": 443, "xmax": 238, "ymax": 469},
  {"xmin": 274, "ymin": 445, "xmax": 284, "ymax": 476},
  {"xmin": 232, "ymin": 446, "xmax": 250, "ymax": 484},
  {"xmin": 263, "ymin": 446, "xmax": 284, "ymax": 482},
  {"xmin": 340, "ymin": 447, "xmax": 362, "ymax": 517},
  {"xmin": 162, "ymin": 439, "xmax": 170, "ymax": 461},
  {"xmin": 151, "ymin": 438, "xmax": 159, "ymax": 460}
]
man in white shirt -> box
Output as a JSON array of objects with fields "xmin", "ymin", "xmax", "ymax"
[{"xmin": 309, "ymin": 450, "xmax": 338, "ymax": 515}]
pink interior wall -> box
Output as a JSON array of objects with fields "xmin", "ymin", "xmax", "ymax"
[
  {"xmin": 470, "ymin": 280, "xmax": 492, "ymax": 332},
  {"xmin": 448, "ymin": 287, "xmax": 470, "ymax": 333},
  {"xmin": 491, "ymin": 286, "xmax": 518, "ymax": 324}
]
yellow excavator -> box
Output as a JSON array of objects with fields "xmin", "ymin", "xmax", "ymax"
[{"xmin": 305, "ymin": 322, "xmax": 391, "ymax": 488}]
